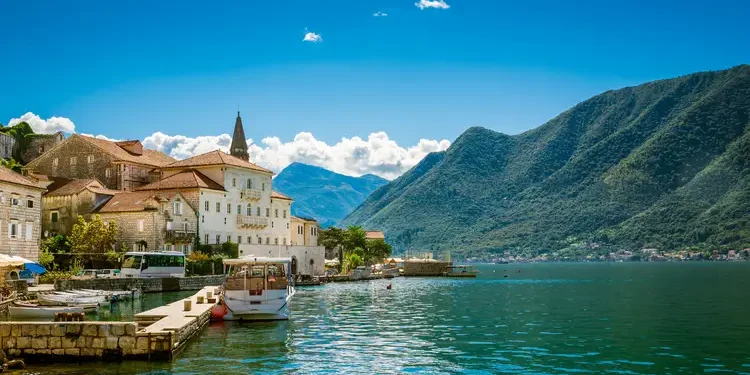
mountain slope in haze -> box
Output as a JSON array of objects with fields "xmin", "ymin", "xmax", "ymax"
[
  {"xmin": 273, "ymin": 162, "xmax": 388, "ymax": 227},
  {"xmin": 341, "ymin": 65, "xmax": 750, "ymax": 255}
]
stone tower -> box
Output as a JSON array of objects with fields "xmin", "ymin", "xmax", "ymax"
[{"xmin": 230, "ymin": 111, "xmax": 250, "ymax": 161}]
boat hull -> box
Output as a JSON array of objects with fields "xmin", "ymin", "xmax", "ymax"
[
  {"xmin": 9, "ymin": 305, "xmax": 84, "ymax": 320},
  {"xmin": 221, "ymin": 289, "xmax": 293, "ymax": 321}
]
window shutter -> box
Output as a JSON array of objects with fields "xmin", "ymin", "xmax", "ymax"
[
  {"xmin": 25, "ymin": 223, "xmax": 32, "ymax": 241},
  {"xmin": 7, "ymin": 223, "xmax": 11, "ymax": 239},
  {"xmin": 179, "ymin": 203, "xmax": 183, "ymax": 215}
]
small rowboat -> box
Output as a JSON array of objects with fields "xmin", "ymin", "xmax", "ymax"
[
  {"xmin": 9, "ymin": 302, "xmax": 87, "ymax": 320},
  {"xmin": 39, "ymin": 293, "xmax": 109, "ymax": 306}
]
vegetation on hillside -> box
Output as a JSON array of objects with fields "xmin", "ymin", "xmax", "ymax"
[
  {"xmin": 342, "ymin": 65, "xmax": 750, "ymax": 257},
  {"xmin": 320, "ymin": 225, "xmax": 392, "ymax": 272}
]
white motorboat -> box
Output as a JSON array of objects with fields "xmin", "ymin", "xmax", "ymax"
[
  {"xmin": 9, "ymin": 302, "xmax": 87, "ymax": 320},
  {"xmin": 351, "ymin": 266, "xmax": 372, "ymax": 280},
  {"xmin": 216, "ymin": 256, "xmax": 295, "ymax": 321}
]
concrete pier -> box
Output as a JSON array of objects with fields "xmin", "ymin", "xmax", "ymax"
[{"xmin": 0, "ymin": 286, "xmax": 220, "ymax": 362}]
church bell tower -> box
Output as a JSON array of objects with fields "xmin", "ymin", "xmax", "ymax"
[{"xmin": 230, "ymin": 111, "xmax": 250, "ymax": 161}]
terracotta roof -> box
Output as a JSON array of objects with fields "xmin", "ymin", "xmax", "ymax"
[
  {"xmin": 135, "ymin": 169, "xmax": 225, "ymax": 191},
  {"xmin": 365, "ymin": 231, "xmax": 385, "ymax": 240},
  {"xmin": 291, "ymin": 215, "xmax": 318, "ymax": 223},
  {"xmin": 74, "ymin": 135, "xmax": 175, "ymax": 167},
  {"xmin": 271, "ymin": 190, "xmax": 292, "ymax": 200},
  {"xmin": 45, "ymin": 178, "xmax": 117, "ymax": 197},
  {"xmin": 163, "ymin": 150, "xmax": 273, "ymax": 174},
  {"xmin": 96, "ymin": 191, "xmax": 180, "ymax": 213},
  {"xmin": 0, "ymin": 167, "xmax": 45, "ymax": 190}
]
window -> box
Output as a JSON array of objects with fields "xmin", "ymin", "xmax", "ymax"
[
  {"xmin": 283, "ymin": 238, "xmax": 287, "ymax": 245},
  {"xmin": 205, "ymin": 234, "xmax": 209, "ymax": 244},
  {"xmin": 274, "ymin": 238, "xmax": 279, "ymax": 245},
  {"xmin": 87, "ymin": 155, "xmax": 94, "ymax": 163},
  {"xmin": 183, "ymin": 222, "xmax": 188, "ymax": 231},
  {"xmin": 173, "ymin": 201, "xmax": 183, "ymax": 215},
  {"xmin": 232, "ymin": 178, "xmax": 236, "ymax": 187},
  {"xmin": 247, "ymin": 179, "xmax": 252, "ymax": 189},
  {"xmin": 257, "ymin": 236, "xmax": 262, "ymax": 244},
  {"xmin": 227, "ymin": 203, "xmax": 231, "ymax": 214},
  {"xmin": 275, "ymin": 209, "xmax": 278, "ymax": 218},
  {"xmin": 286, "ymin": 223, "xmax": 289, "ymax": 229},
  {"xmin": 11, "ymin": 196, "xmax": 19, "ymax": 206},
  {"xmin": 202, "ymin": 216, "xmax": 204, "ymax": 223},
  {"xmin": 9, "ymin": 222, "xmax": 18, "ymax": 238},
  {"xmin": 70, "ymin": 156, "xmax": 76, "ymax": 165},
  {"xmin": 216, "ymin": 202, "xmax": 221, "ymax": 212},
  {"xmin": 266, "ymin": 208, "xmax": 270, "ymax": 217},
  {"xmin": 105, "ymin": 168, "xmax": 112, "ymax": 178},
  {"xmin": 215, "ymin": 235, "xmax": 220, "ymax": 244},
  {"xmin": 246, "ymin": 205, "xmax": 251, "ymax": 216},
  {"xmin": 262, "ymin": 182, "xmax": 265, "ymax": 191},
  {"xmin": 247, "ymin": 236, "xmax": 252, "ymax": 244},
  {"xmin": 266, "ymin": 237, "xmax": 270, "ymax": 245},
  {"xmin": 204, "ymin": 201, "xmax": 209, "ymax": 212},
  {"xmin": 256, "ymin": 207, "xmax": 261, "ymax": 216},
  {"xmin": 238, "ymin": 236, "xmax": 242, "ymax": 244},
  {"xmin": 283, "ymin": 210, "xmax": 287, "ymax": 218},
  {"xmin": 224, "ymin": 218, "xmax": 226, "ymax": 225},
  {"xmin": 137, "ymin": 220, "xmax": 144, "ymax": 232},
  {"xmin": 51, "ymin": 212, "xmax": 59, "ymax": 223},
  {"xmin": 27, "ymin": 199, "xmax": 33, "ymax": 208},
  {"xmin": 237, "ymin": 205, "xmax": 241, "ymax": 215},
  {"xmin": 271, "ymin": 222, "xmax": 274, "ymax": 228},
  {"xmin": 52, "ymin": 158, "xmax": 58, "ymax": 167}
]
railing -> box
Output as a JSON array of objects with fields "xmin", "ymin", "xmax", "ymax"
[
  {"xmin": 242, "ymin": 189, "xmax": 262, "ymax": 201},
  {"xmin": 236, "ymin": 215, "xmax": 269, "ymax": 228},
  {"xmin": 165, "ymin": 230, "xmax": 196, "ymax": 241}
]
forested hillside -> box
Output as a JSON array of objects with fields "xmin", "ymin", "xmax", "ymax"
[{"xmin": 341, "ymin": 65, "xmax": 750, "ymax": 256}]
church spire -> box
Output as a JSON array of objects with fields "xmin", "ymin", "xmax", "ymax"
[{"xmin": 230, "ymin": 111, "xmax": 249, "ymax": 161}]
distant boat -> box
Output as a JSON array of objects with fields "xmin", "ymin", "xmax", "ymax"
[
  {"xmin": 444, "ymin": 265, "xmax": 479, "ymax": 277},
  {"xmin": 351, "ymin": 266, "xmax": 372, "ymax": 280},
  {"xmin": 495, "ymin": 261, "xmax": 509, "ymax": 264}
]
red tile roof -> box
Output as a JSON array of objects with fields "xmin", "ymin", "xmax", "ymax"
[
  {"xmin": 0, "ymin": 166, "xmax": 45, "ymax": 190},
  {"xmin": 96, "ymin": 191, "xmax": 181, "ymax": 213},
  {"xmin": 45, "ymin": 178, "xmax": 117, "ymax": 197},
  {"xmin": 163, "ymin": 150, "xmax": 273, "ymax": 174},
  {"xmin": 75, "ymin": 135, "xmax": 175, "ymax": 167},
  {"xmin": 135, "ymin": 169, "xmax": 225, "ymax": 191},
  {"xmin": 271, "ymin": 190, "xmax": 292, "ymax": 200},
  {"xmin": 365, "ymin": 231, "xmax": 385, "ymax": 240}
]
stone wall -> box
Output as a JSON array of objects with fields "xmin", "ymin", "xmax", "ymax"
[
  {"xmin": 54, "ymin": 275, "xmax": 226, "ymax": 293},
  {"xmin": 0, "ymin": 133, "xmax": 15, "ymax": 160},
  {"xmin": 402, "ymin": 260, "xmax": 452, "ymax": 276},
  {"xmin": 22, "ymin": 132, "xmax": 64, "ymax": 164},
  {"xmin": 0, "ymin": 180, "xmax": 44, "ymax": 262}
]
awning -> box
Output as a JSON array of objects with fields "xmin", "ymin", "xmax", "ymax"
[
  {"xmin": 24, "ymin": 262, "xmax": 47, "ymax": 275},
  {"xmin": 0, "ymin": 254, "xmax": 47, "ymax": 274},
  {"xmin": 324, "ymin": 259, "xmax": 340, "ymax": 266}
]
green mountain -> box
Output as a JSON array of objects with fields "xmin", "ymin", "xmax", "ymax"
[
  {"xmin": 341, "ymin": 65, "xmax": 750, "ymax": 257},
  {"xmin": 273, "ymin": 162, "xmax": 388, "ymax": 228}
]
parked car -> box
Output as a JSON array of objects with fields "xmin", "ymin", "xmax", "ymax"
[
  {"xmin": 71, "ymin": 269, "xmax": 99, "ymax": 280},
  {"xmin": 97, "ymin": 269, "xmax": 120, "ymax": 279}
]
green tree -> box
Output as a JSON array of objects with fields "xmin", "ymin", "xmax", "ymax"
[
  {"xmin": 365, "ymin": 239, "xmax": 392, "ymax": 264},
  {"xmin": 220, "ymin": 241, "xmax": 239, "ymax": 258},
  {"xmin": 342, "ymin": 251, "xmax": 363, "ymax": 273},
  {"xmin": 69, "ymin": 215, "xmax": 119, "ymax": 256},
  {"xmin": 343, "ymin": 225, "xmax": 367, "ymax": 253},
  {"xmin": 0, "ymin": 158, "xmax": 23, "ymax": 172}
]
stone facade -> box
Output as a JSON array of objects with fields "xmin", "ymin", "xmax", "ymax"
[
  {"xmin": 97, "ymin": 192, "xmax": 197, "ymax": 253},
  {"xmin": 0, "ymin": 133, "xmax": 15, "ymax": 160},
  {"xmin": 54, "ymin": 274, "xmax": 225, "ymax": 293},
  {"xmin": 0, "ymin": 173, "xmax": 44, "ymax": 262},
  {"xmin": 22, "ymin": 132, "xmax": 64, "ymax": 164},
  {"xmin": 291, "ymin": 216, "xmax": 320, "ymax": 247},
  {"xmin": 23, "ymin": 135, "xmax": 173, "ymax": 191},
  {"xmin": 41, "ymin": 180, "xmax": 115, "ymax": 236}
]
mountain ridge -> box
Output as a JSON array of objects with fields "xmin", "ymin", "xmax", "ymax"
[{"xmin": 341, "ymin": 64, "xmax": 750, "ymax": 256}]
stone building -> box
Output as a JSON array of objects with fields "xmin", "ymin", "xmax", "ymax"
[
  {"xmin": 0, "ymin": 133, "xmax": 15, "ymax": 160},
  {"xmin": 0, "ymin": 166, "xmax": 44, "ymax": 261},
  {"xmin": 95, "ymin": 190, "xmax": 197, "ymax": 253},
  {"xmin": 39, "ymin": 178, "xmax": 117, "ymax": 236},
  {"xmin": 23, "ymin": 135, "xmax": 175, "ymax": 191},
  {"xmin": 23, "ymin": 131, "xmax": 65, "ymax": 163}
]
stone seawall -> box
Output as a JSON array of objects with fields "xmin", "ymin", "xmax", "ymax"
[{"xmin": 54, "ymin": 275, "xmax": 225, "ymax": 293}]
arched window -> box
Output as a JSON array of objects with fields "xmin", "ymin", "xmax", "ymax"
[
  {"xmin": 247, "ymin": 204, "xmax": 252, "ymax": 216},
  {"xmin": 247, "ymin": 179, "xmax": 252, "ymax": 189}
]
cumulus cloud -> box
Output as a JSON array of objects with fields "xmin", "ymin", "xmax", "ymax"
[
  {"xmin": 373, "ymin": 11, "xmax": 388, "ymax": 16},
  {"xmin": 303, "ymin": 29, "xmax": 322, "ymax": 43},
  {"xmin": 80, "ymin": 133, "xmax": 121, "ymax": 142},
  {"xmin": 142, "ymin": 131, "xmax": 450, "ymax": 180},
  {"xmin": 7, "ymin": 112, "xmax": 76, "ymax": 134},
  {"xmin": 415, "ymin": 0, "xmax": 450, "ymax": 10}
]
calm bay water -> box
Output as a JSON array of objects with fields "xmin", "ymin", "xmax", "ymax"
[{"xmin": 23, "ymin": 263, "xmax": 750, "ymax": 374}]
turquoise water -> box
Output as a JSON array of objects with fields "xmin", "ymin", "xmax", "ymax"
[{"xmin": 23, "ymin": 263, "xmax": 750, "ymax": 374}]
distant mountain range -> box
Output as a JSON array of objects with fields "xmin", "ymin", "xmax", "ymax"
[
  {"xmin": 341, "ymin": 65, "xmax": 750, "ymax": 256},
  {"xmin": 273, "ymin": 162, "xmax": 388, "ymax": 228}
]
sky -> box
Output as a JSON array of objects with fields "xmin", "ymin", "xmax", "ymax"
[{"xmin": 1, "ymin": 0, "xmax": 749, "ymax": 179}]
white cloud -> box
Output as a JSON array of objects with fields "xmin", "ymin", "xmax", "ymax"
[
  {"xmin": 7, "ymin": 112, "xmax": 76, "ymax": 134},
  {"xmin": 303, "ymin": 29, "xmax": 322, "ymax": 43},
  {"xmin": 373, "ymin": 11, "xmax": 388, "ymax": 17},
  {"xmin": 142, "ymin": 131, "xmax": 450, "ymax": 180},
  {"xmin": 80, "ymin": 133, "xmax": 121, "ymax": 142},
  {"xmin": 415, "ymin": 0, "xmax": 450, "ymax": 10}
]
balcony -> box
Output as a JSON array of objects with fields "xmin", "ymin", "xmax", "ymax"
[
  {"xmin": 242, "ymin": 188, "xmax": 262, "ymax": 201},
  {"xmin": 236, "ymin": 215, "xmax": 269, "ymax": 228},
  {"xmin": 165, "ymin": 229, "xmax": 196, "ymax": 242}
]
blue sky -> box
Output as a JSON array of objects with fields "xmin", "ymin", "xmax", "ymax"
[{"xmin": 1, "ymin": 0, "xmax": 749, "ymax": 177}]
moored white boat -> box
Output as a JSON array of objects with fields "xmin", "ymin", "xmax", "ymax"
[
  {"xmin": 351, "ymin": 266, "xmax": 372, "ymax": 280},
  {"xmin": 39, "ymin": 292, "xmax": 108, "ymax": 306},
  {"xmin": 215, "ymin": 256, "xmax": 295, "ymax": 321},
  {"xmin": 9, "ymin": 303, "xmax": 87, "ymax": 320}
]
